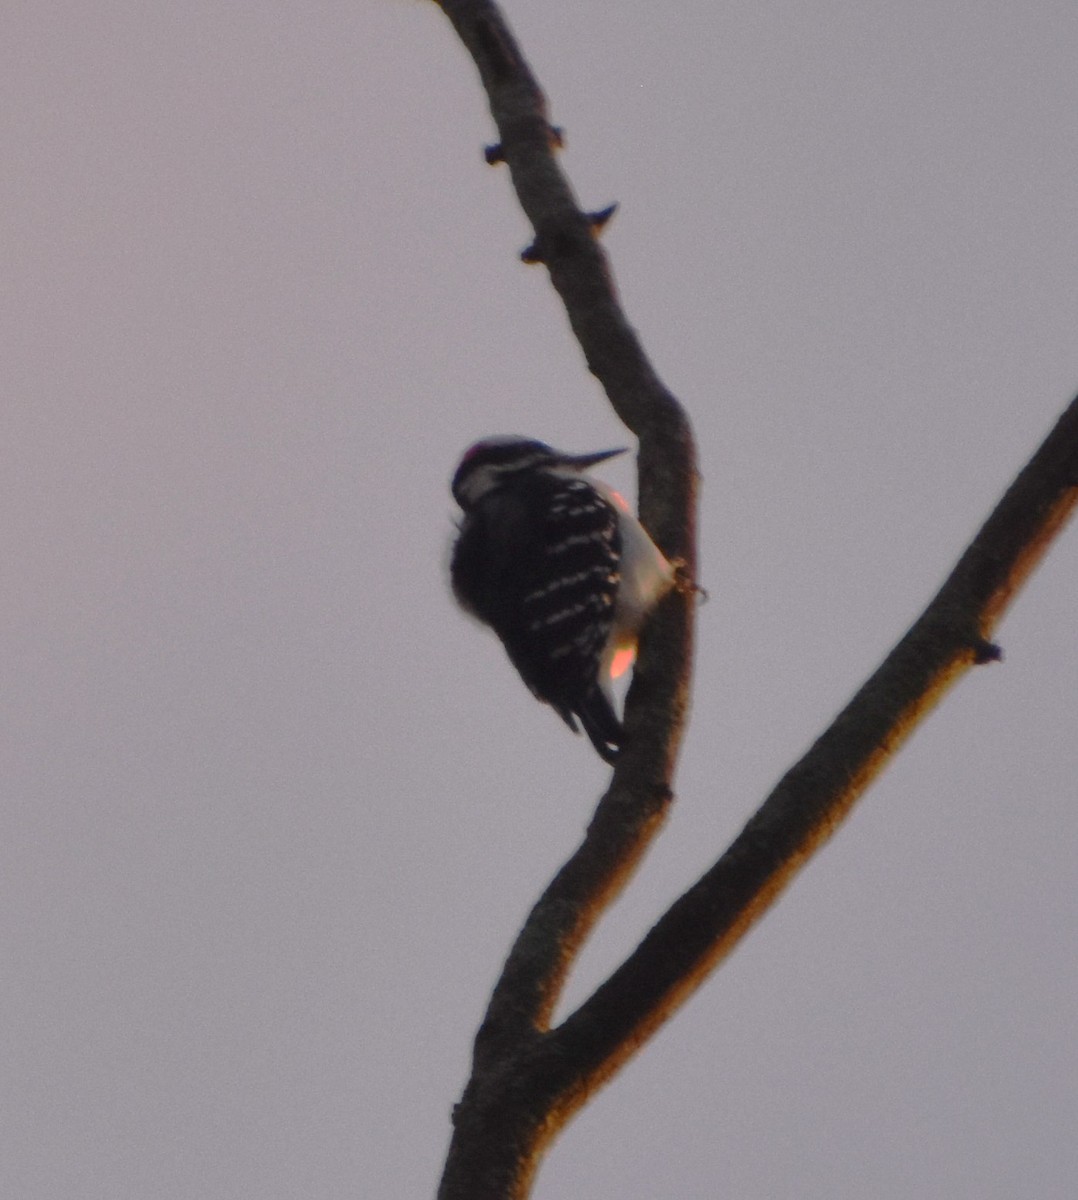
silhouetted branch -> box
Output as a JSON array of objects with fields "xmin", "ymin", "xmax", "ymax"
[
  {"xmin": 434, "ymin": 0, "xmax": 697, "ymax": 1062},
  {"xmin": 434, "ymin": 4, "xmax": 696, "ymax": 1197},
  {"xmin": 549, "ymin": 392, "xmax": 1078, "ymax": 1108},
  {"xmin": 429, "ymin": 3, "xmax": 1078, "ymax": 1198}
]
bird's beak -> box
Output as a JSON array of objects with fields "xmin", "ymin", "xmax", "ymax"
[{"xmin": 566, "ymin": 447, "xmax": 628, "ymax": 469}]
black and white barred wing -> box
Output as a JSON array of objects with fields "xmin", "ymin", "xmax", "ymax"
[
  {"xmin": 451, "ymin": 474, "xmax": 623, "ymax": 757},
  {"xmin": 511, "ymin": 475, "xmax": 621, "ymax": 711}
]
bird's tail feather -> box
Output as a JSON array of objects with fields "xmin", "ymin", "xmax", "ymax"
[{"xmin": 576, "ymin": 689, "xmax": 622, "ymax": 764}]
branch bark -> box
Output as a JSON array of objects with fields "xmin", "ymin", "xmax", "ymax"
[
  {"xmin": 430, "ymin": 3, "xmax": 1078, "ymax": 1198},
  {"xmin": 434, "ymin": 0, "xmax": 698, "ymax": 1068}
]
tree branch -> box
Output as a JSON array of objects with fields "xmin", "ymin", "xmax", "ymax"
[
  {"xmin": 547, "ymin": 392, "xmax": 1078, "ymax": 1110},
  {"xmin": 429, "ymin": 3, "xmax": 1078, "ymax": 1198},
  {"xmin": 433, "ymin": 0, "xmax": 698, "ymax": 1063},
  {"xmin": 434, "ymin": 4, "xmax": 697, "ymax": 1196}
]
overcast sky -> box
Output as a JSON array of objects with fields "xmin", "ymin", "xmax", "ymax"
[{"xmin": 4, "ymin": 2, "xmax": 1077, "ymax": 1197}]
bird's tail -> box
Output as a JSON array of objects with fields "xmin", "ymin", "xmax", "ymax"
[{"xmin": 576, "ymin": 688, "xmax": 622, "ymax": 764}]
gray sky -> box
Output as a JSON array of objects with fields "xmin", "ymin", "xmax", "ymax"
[{"xmin": 4, "ymin": 2, "xmax": 1077, "ymax": 1197}]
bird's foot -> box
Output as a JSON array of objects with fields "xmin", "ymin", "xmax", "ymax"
[{"xmin": 670, "ymin": 558, "xmax": 708, "ymax": 604}]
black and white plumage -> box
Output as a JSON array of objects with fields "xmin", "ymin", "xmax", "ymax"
[{"xmin": 449, "ymin": 436, "xmax": 675, "ymax": 762}]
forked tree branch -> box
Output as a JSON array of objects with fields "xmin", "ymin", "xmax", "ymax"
[{"xmin": 430, "ymin": 3, "xmax": 1078, "ymax": 1199}]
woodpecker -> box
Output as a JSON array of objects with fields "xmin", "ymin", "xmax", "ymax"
[{"xmin": 449, "ymin": 436, "xmax": 675, "ymax": 763}]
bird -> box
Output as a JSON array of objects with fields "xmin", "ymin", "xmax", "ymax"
[{"xmin": 449, "ymin": 435, "xmax": 675, "ymax": 762}]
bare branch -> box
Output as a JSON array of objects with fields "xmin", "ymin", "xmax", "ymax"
[
  {"xmin": 435, "ymin": 0, "xmax": 698, "ymax": 558},
  {"xmin": 441, "ymin": 385, "xmax": 1078, "ymax": 1198},
  {"xmin": 547, "ymin": 393, "xmax": 1078, "ymax": 1111},
  {"xmin": 434, "ymin": 0, "xmax": 698, "ymax": 1060},
  {"xmin": 429, "ymin": 3, "xmax": 1078, "ymax": 1198},
  {"xmin": 434, "ymin": 3, "xmax": 697, "ymax": 1196}
]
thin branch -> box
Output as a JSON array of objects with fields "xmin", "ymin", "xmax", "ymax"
[
  {"xmin": 547, "ymin": 393, "xmax": 1078, "ymax": 1113},
  {"xmin": 433, "ymin": 0, "xmax": 698, "ymax": 1067},
  {"xmin": 436, "ymin": 0, "xmax": 697, "ymax": 557},
  {"xmin": 434, "ymin": 3, "xmax": 698, "ymax": 1196},
  {"xmin": 442, "ymin": 387, "xmax": 1078, "ymax": 1199},
  {"xmin": 428, "ymin": 3, "xmax": 1078, "ymax": 1198}
]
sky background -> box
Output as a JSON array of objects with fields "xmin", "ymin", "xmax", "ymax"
[{"xmin": 4, "ymin": 2, "xmax": 1077, "ymax": 1197}]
